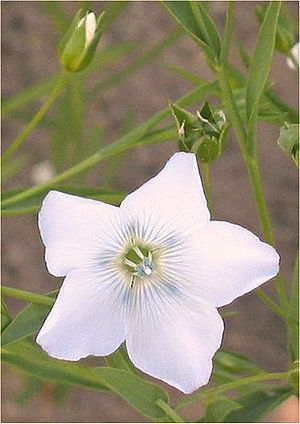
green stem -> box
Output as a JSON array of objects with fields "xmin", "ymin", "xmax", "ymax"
[
  {"xmin": 221, "ymin": 1, "xmax": 235, "ymax": 64},
  {"xmin": 1, "ymin": 286, "xmax": 54, "ymax": 307},
  {"xmin": 174, "ymin": 372, "xmax": 289, "ymax": 410},
  {"xmin": 201, "ymin": 163, "xmax": 214, "ymax": 218},
  {"xmin": 2, "ymin": 72, "xmax": 68, "ymax": 164},
  {"xmin": 2, "ymin": 82, "xmax": 217, "ymax": 209},
  {"xmin": 217, "ymin": 64, "xmax": 288, "ymax": 309},
  {"xmin": 156, "ymin": 399, "xmax": 185, "ymax": 423}
]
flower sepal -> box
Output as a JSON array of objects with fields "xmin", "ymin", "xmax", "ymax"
[
  {"xmin": 170, "ymin": 101, "xmax": 229, "ymax": 163},
  {"xmin": 58, "ymin": 9, "xmax": 105, "ymax": 72}
]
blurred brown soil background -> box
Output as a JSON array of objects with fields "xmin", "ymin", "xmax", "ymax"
[{"xmin": 1, "ymin": 1, "xmax": 299, "ymax": 422}]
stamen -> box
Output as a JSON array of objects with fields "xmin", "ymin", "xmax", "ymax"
[{"xmin": 132, "ymin": 246, "xmax": 144, "ymax": 260}]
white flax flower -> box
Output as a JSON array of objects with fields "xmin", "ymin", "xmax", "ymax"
[{"xmin": 37, "ymin": 152, "xmax": 279, "ymax": 394}]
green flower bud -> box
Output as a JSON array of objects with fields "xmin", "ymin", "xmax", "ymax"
[
  {"xmin": 59, "ymin": 10, "xmax": 105, "ymax": 72},
  {"xmin": 169, "ymin": 101, "xmax": 229, "ymax": 163},
  {"xmin": 195, "ymin": 136, "xmax": 219, "ymax": 163}
]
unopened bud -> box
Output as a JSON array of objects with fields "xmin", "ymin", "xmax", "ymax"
[
  {"xmin": 287, "ymin": 42, "xmax": 299, "ymax": 70},
  {"xmin": 59, "ymin": 10, "xmax": 105, "ymax": 72}
]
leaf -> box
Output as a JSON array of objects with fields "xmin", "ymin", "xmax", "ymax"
[
  {"xmin": 2, "ymin": 185, "xmax": 125, "ymax": 216},
  {"xmin": 165, "ymin": 64, "xmax": 208, "ymax": 85},
  {"xmin": 3, "ymin": 339, "xmax": 169, "ymax": 420},
  {"xmin": 189, "ymin": 1, "xmax": 222, "ymax": 60},
  {"xmin": 106, "ymin": 344, "xmax": 138, "ymax": 375},
  {"xmin": 198, "ymin": 394, "xmax": 241, "ymax": 422},
  {"xmin": 1, "ymin": 292, "xmax": 57, "ymax": 347},
  {"xmin": 246, "ymin": 1, "xmax": 281, "ymax": 155},
  {"xmin": 94, "ymin": 367, "xmax": 169, "ymax": 419},
  {"xmin": 214, "ymin": 350, "xmax": 263, "ymax": 375},
  {"xmin": 2, "ymin": 339, "xmax": 110, "ymax": 392},
  {"xmin": 223, "ymin": 389, "xmax": 293, "ymax": 422},
  {"xmin": 1, "ymin": 298, "xmax": 12, "ymax": 333},
  {"xmin": 277, "ymin": 124, "xmax": 299, "ymax": 167},
  {"xmin": 161, "ymin": 1, "xmax": 216, "ymax": 63}
]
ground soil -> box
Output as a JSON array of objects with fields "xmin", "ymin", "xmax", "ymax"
[{"xmin": 2, "ymin": 1, "xmax": 299, "ymax": 423}]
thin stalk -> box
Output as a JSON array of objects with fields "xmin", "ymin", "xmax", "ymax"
[
  {"xmin": 1, "ymin": 286, "xmax": 54, "ymax": 307},
  {"xmin": 221, "ymin": 1, "xmax": 235, "ymax": 64},
  {"xmin": 2, "ymin": 82, "xmax": 217, "ymax": 209},
  {"xmin": 2, "ymin": 72, "xmax": 68, "ymax": 164},
  {"xmin": 217, "ymin": 64, "xmax": 288, "ymax": 309},
  {"xmin": 174, "ymin": 371, "xmax": 289, "ymax": 410},
  {"xmin": 156, "ymin": 399, "xmax": 185, "ymax": 423},
  {"xmin": 201, "ymin": 163, "xmax": 214, "ymax": 218}
]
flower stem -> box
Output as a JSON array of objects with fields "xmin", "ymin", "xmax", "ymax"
[
  {"xmin": 1, "ymin": 285, "xmax": 54, "ymax": 307},
  {"xmin": 217, "ymin": 63, "xmax": 288, "ymax": 310},
  {"xmin": 156, "ymin": 399, "xmax": 185, "ymax": 423},
  {"xmin": 174, "ymin": 372, "xmax": 289, "ymax": 411},
  {"xmin": 201, "ymin": 163, "xmax": 214, "ymax": 218},
  {"xmin": 2, "ymin": 71, "xmax": 68, "ymax": 164}
]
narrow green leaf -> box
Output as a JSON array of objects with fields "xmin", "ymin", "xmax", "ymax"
[
  {"xmin": 3, "ymin": 339, "xmax": 169, "ymax": 420},
  {"xmin": 190, "ymin": 1, "xmax": 222, "ymax": 60},
  {"xmin": 1, "ymin": 298, "xmax": 12, "ymax": 333},
  {"xmin": 277, "ymin": 124, "xmax": 299, "ymax": 167},
  {"xmin": 246, "ymin": 1, "xmax": 281, "ymax": 154},
  {"xmin": 165, "ymin": 64, "xmax": 209, "ymax": 85},
  {"xmin": 2, "ymin": 185, "xmax": 125, "ymax": 216},
  {"xmin": 214, "ymin": 350, "xmax": 263, "ymax": 375},
  {"xmin": 2, "ymin": 339, "xmax": 110, "ymax": 392},
  {"xmin": 106, "ymin": 344, "xmax": 136, "ymax": 373},
  {"xmin": 1, "ymin": 292, "xmax": 57, "ymax": 347},
  {"xmin": 94, "ymin": 367, "xmax": 169, "ymax": 420},
  {"xmin": 161, "ymin": 1, "xmax": 215, "ymax": 63},
  {"xmin": 198, "ymin": 395, "xmax": 241, "ymax": 422},
  {"xmin": 223, "ymin": 389, "xmax": 293, "ymax": 422}
]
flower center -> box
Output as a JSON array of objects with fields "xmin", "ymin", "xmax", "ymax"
[{"xmin": 124, "ymin": 246, "xmax": 154, "ymax": 278}]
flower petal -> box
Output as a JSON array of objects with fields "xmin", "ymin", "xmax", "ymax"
[
  {"xmin": 184, "ymin": 221, "xmax": 280, "ymax": 307},
  {"xmin": 36, "ymin": 268, "xmax": 128, "ymax": 360},
  {"xmin": 39, "ymin": 190, "xmax": 122, "ymax": 277},
  {"xmin": 126, "ymin": 290, "xmax": 224, "ymax": 394},
  {"xmin": 120, "ymin": 152, "xmax": 210, "ymax": 238}
]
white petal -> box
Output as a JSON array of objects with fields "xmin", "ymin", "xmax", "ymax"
[
  {"xmin": 120, "ymin": 152, "xmax": 210, "ymax": 240},
  {"xmin": 85, "ymin": 12, "xmax": 97, "ymax": 47},
  {"xmin": 184, "ymin": 221, "xmax": 280, "ymax": 307},
  {"xmin": 39, "ymin": 191, "xmax": 122, "ymax": 277},
  {"xmin": 126, "ymin": 288, "xmax": 224, "ymax": 394},
  {"xmin": 287, "ymin": 42, "xmax": 299, "ymax": 69},
  {"xmin": 37, "ymin": 268, "xmax": 128, "ymax": 360}
]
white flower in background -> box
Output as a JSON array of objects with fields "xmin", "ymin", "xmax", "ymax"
[
  {"xmin": 287, "ymin": 42, "xmax": 299, "ymax": 69},
  {"xmin": 37, "ymin": 152, "xmax": 279, "ymax": 394},
  {"xmin": 31, "ymin": 161, "xmax": 54, "ymax": 185}
]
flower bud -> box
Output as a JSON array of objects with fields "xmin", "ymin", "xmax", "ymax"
[
  {"xmin": 169, "ymin": 101, "xmax": 229, "ymax": 163},
  {"xmin": 58, "ymin": 10, "xmax": 105, "ymax": 72},
  {"xmin": 287, "ymin": 42, "xmax": 299, "ymax": 70}
]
